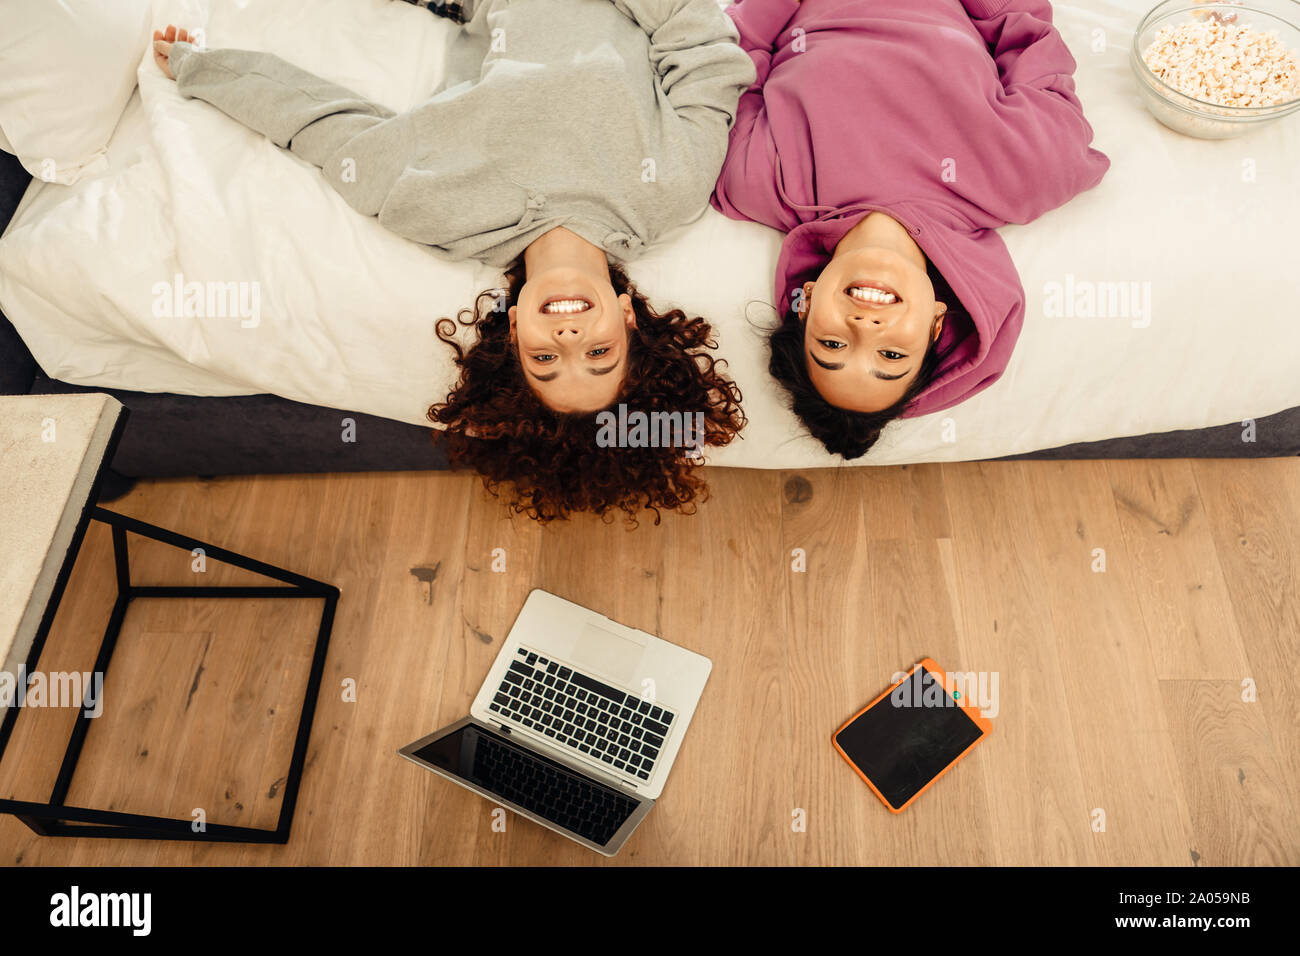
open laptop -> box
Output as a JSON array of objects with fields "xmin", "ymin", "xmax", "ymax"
[{"xmin": 398, "ymin": 589, "xmax": 712, "ymax": 856}]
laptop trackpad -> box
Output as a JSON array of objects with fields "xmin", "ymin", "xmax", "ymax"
[{"xmin": 572, "ymin": 623, "xmax": 646, "ymax": 685}]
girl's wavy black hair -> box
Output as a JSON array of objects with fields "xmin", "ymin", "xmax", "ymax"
[
  {"xmin": 428, "ymin": 258, "xmax": 745, "ymax": 525},
  {"xmin": 768, "ymin": 261, "xmax": 960, "ymax": 460}
]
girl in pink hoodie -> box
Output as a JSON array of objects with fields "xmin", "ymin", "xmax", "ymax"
[{"xmin": 712, "ymin": 0, "xmax": 1109, "ymax": 457}]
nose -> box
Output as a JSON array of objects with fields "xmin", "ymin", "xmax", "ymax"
[
  {"xmin": 551, "ymin": 323, "xmax": 582, "ymax": 339},
  {"xmin": 849, "ymin": 310, "xmax": 892, "ymax": 327}
]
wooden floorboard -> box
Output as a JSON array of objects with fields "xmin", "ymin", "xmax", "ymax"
[{"xmin": 1, "ymin": 458, "xmax": 1295, "ymax": 865}]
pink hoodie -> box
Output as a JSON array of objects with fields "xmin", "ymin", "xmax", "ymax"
[{"xmin": 712, "ymin": 0, "xmax": 1110, "ymax": 417}]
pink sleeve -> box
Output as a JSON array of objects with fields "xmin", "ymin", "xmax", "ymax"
[
  {"xmin": 726, "ymin": 0, "xmax": 801, "ymax": 56},
  {"xmin": 959, "ymin": 0, "xmax": 1110, "ymax": 223},
  {"xmin": 709, "ymin": 2, "xmax": 793, "ymax": 227},
  {"xmin": 710, "ymin": 81, "xmax": 798, "ymax": 232},
  {"xmin": 710, "ymin": 86, "xmax": 770, "ymax": 221}
]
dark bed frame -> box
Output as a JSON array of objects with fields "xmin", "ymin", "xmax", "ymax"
[{"xmin": 1, "ymin": 150, "xmax": 1294, "ymax": 500}]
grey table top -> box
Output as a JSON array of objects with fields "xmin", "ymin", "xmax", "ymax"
[{"xmin": 0, "ymin": 393, "xmax": 123, "ymax": 681}]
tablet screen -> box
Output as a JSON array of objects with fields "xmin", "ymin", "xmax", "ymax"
[{"xmin": 834, "ymin": 666, "xmax": 985, "ymax": 810}]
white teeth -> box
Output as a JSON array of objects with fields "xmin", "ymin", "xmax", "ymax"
[
  {"xmin": 542, "ymin": 298, "xmax": 590, "ymax": 314},
  {"xmin": 848, "ymin": 286, "xmax": 898, "ymax": 304}
]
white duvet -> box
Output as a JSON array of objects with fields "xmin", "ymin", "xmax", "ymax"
[{"xmin": 1, "ymin": 0, "xmax": 1297, "ymax": 468}]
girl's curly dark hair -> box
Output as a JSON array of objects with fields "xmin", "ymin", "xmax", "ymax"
[
  {"xmin": 428, "ymin": 258, "xmax": 745, "ymax": 525},
  {"xmin": 768, "ymin": 261, "xmax": 960, "ymax": 460}
]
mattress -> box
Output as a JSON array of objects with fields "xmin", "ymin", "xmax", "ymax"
[{"xmin": 1, "ymin": 0, "xmax": 1297, "ymax": 469}]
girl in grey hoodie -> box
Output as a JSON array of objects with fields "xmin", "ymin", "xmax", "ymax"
[{"xmin": 153, "ymin": 2, "xmax": 753, "ymax": 523}]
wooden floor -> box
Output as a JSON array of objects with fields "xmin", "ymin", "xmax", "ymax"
[{"xmin": 2, "ymin": 458, "xmax": 1297, "ymax": 865}]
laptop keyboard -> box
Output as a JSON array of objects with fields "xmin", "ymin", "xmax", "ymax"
[
  {"xmin": 471, "ymin": 731, "xmax": 638, "ymax": 846},
  {"xmin": 488, "ymin": 645, "xmax": 677, "ymax": 783}
]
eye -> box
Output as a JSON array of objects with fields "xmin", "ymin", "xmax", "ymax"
[
  {"xmin": 587, "ymin": 347, "xmax": 610, "ymax": 358},
  {"xmin": 880, "ymin": 350, "xmax": 906, "ymax": 361},
  {"xmin": 817, "ymin": 339, "xmax": 846, "ymax": 351},
  {"xmin": 533, "ymin": 353, "xmax": 557, "ymax": 363}
]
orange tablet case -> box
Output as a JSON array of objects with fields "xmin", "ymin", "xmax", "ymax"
[{"xmin": 832, "ymin": 658, "xmax": 993, "ymax": 814}]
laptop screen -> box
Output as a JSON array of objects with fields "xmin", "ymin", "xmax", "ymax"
[{"xmin": 411, "ymin": 723, "xmax": 640, "ymax": 848}]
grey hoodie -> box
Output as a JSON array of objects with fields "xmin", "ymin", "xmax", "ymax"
[{"xmin": 169, "ymin": 0, "xmax": 755, "ymax": 267}]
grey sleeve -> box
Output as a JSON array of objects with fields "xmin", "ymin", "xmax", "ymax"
[
  {"xmin": 169, "ymin": 42, "xmax": 420, "ymax": 216},
  {"xmin": 607, "ymin": 0, "xmax": 756, "ymax": 144},
  {"xmin": 169, "ymin": 41, "xmax": 398, "ymax": 170}
]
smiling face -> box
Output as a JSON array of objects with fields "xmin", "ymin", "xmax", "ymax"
[
  {"xmin": 509, "ymin": 266, "xmax": 636, "ymax": 414},
  {"xmin": 800, "ymin": 245, "xmax": 946, "ymax": 413}
]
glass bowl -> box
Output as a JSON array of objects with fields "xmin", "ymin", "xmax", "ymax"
[{"xmin": 1131, "ymin": 0, "xmax": 1300, "ymax": 138}]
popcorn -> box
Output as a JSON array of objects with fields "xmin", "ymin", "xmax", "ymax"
[{"xmin": 1142, "ymin": 18, "xmax": 1300, "ymax": 107}]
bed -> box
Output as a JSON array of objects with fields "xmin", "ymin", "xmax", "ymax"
[{"xmin": 1, "ymin": 0, "xmax": 1297, "ymax": 474}]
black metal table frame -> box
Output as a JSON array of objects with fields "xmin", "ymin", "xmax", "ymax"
[{"xmin": 0, "ymin": 409, "xmax": 339, "ymax": 843}]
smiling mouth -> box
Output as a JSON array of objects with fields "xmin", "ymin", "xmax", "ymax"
[
  {"xmin": 846, "ymin": 281, "xmax": 901, "ymax": 305},
  {"xmin": 540, "ymin": 296, "xmax": 593, "ymax": 315}
]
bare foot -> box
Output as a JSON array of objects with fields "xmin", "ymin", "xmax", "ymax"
[{"xmin": 152, "ymin": 25, "xmax": 196, "ymax": 80}]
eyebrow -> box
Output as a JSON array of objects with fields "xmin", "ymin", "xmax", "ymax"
[
  {"xmin": 526, "ymin": 361, "xmax": 620, "ymax": 384},
  {"xmin": 809, "ymin": 352, "xmax": 910, "ymax": 381}
]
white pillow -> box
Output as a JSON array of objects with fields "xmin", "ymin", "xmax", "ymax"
[{"xmin": 0, "ymin": 0, "xmax": 151, "ymax": 184}]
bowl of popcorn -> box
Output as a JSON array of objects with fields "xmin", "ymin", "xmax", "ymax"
[{"xmin": 1133, "ymin": 0, "xmax": 1300, "ymax": 137}]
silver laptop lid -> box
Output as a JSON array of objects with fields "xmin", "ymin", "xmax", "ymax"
[{"xmin": 470, "ymin": 589, "xmax": 712, "ymax": 801}]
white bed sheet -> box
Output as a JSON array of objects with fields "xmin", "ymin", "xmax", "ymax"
[{"xmin": 1, "ymin": 0, "xmax": 1297, "ymax": 468}]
